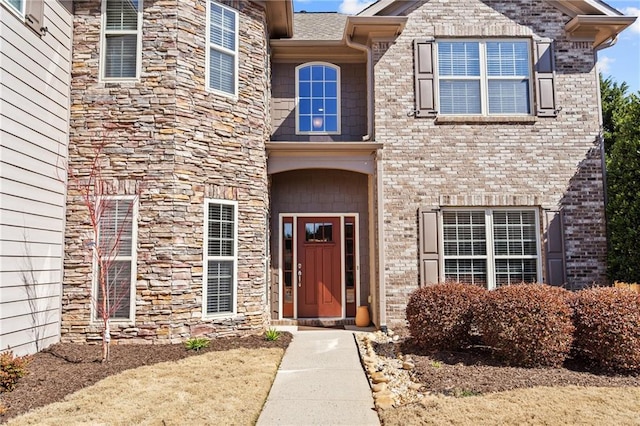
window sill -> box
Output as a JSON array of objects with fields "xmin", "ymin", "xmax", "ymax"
[{"xmin": 435, "ymin": 115, "xmax": 537, "ymax": 125}]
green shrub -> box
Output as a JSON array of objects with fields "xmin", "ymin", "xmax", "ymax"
[
  {"xmin": 184, "ymin": 337, "xmax": 210, "ymax": 351},
  {"xmin": 406, "ymin": 282, "xmax": 486, "ymax": 351},
  {"xmin": 0, "ymin": 350, "xmax": 31, "ymax": 392},
  {"xmin": 265, "ymin": 328, "xmax": 281, "ymax": 341},
  {"xmin": 571, "ymin": 287, "xmax": 640, "ymax": 373},
  {"xmin": 475, "ymin": 284, "xmax": 574, "ymax": 367}
]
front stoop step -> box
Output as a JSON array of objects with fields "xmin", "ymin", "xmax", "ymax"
[{"xmin": 271, "ymin": 318, "xmax": 356, "ymax": 328}]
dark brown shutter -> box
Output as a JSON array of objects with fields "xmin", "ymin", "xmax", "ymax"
[
  {"xmin": 534, "ymin": 38, "xmax": 557, "ymax": 117},
  {"xmin": 25, "ymin": 0, "xmax": 45, "ymax": 36},
  {"xmin": 414, "ymin": 39, "xmax": 437, "ymax": 117},
  {"xmin": 419, "ymin": 209, "xmax": 440, "ymax": 286},
  {"xmin": 544, "ymin": 210, "xmax": 566, "ymax": 286}
]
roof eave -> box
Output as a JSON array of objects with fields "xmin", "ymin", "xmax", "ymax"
[
  {"xmin": 565, "ymin": 15, "xmax": 637, "ymax": 48},
  {"xmin": 255, "ymin": 0, "xmax": 293, "ymax": 38}
]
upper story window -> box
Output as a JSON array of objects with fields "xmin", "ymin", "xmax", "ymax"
[
  {"xmin": 413, "ymin": 38, "xmax": 558, "ymax": 118},
  {"xmin": 437, "ymin": 40, "xmax": 531, "ymax": 115},
  {"xmin": 206, "ymin": 1, "xmax": 238, "ymax": 96},
  {"xmin": 101, "ymin": 0, "xmax": 143, "ymax": 80},
  {"xmin": 296, "ymin": 63, "xmax": 340, "ymax": 134}
]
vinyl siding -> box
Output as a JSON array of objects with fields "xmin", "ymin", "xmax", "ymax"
[{"xmin": 0, "ymin": 0, "xmax": 72, "ymax": 356}]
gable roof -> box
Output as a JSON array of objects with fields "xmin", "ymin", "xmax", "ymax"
[
  {"xmin": 292, "ymin": 12, "xmax": 348, "ymax": 40},
  {"xmin": 357, "ymin": 0, "xmax": 636, "ymax": 48}
]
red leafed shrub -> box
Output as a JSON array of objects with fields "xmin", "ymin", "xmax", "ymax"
[
  {"xmin": 406, "ymin": 282, "xmax": 486, "ymax": 350},
  {"xmin": 475, "ymin": 284, "xmax": 574, "ymax": 368},
  {"xmin": 0, "ymin": 350, "xmax": 30, "ymax": 393},
  {"xmin": 571, "ymin": 287, "xmax": 640, "ymax": 373}
]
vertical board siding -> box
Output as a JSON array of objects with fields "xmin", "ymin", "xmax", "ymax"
[{"xmin": 0, "ymin": 0, "xmax": 72, "ymax": 356}]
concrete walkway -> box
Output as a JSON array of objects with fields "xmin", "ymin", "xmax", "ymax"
[{"xmin": 257, "ymin": 329, "xmax": 380, "ymax": 426}]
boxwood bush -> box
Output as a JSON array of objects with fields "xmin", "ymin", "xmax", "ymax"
[
  {"xmin": 406, "ymin": 282, "xmax": 486, "ymax": 351},
  {"xmin": 475, "ymin": 284, "xmax": 574, "ymax": 367},
  {"xmin": 571, "ymin": 286, "xmax": 640, "ymax": 373}
]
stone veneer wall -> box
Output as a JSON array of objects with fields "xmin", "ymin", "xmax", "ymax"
[
  {"xmin": 372, "ymin": 0, "xmax": 607, "ymax": 324},
  {"xmin": 63, "ymin": 0, "xmax": 270, "ymax": 343}
]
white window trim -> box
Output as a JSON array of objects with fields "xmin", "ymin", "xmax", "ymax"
[
  {"xmin": 434, "ymin": 39, "xmax": 534, "ymax": 116},
  {"xmin": 203, "ymin": 199, "xmax": 238, "ymax": 318},
  {"xmin": 205, "ymin": 0, "xmax": 239, "ymax": 98},
  {"xmin": 295, "ymin": 61, "xmax": 342, "ymax": 135},
  {"xmin": 1, "ymin": 0, "xmax": 24, "ymax": 18},
  {"xmin": 91, "ymin": 195, "xmax": 139, "ymax": 323},
  {"xmin": 439, "ymin": 207, "xmax": 542, "ymax": 290},
  {"xmin": 99, "ymin": 0, "xmax": 143, "ymax": 82}
]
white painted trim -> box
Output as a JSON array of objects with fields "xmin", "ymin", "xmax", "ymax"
[
  {"xmin": 1, "ymin": 0, "xmax": 25, "ymax": 18},
  {"xmin": 277, "ymin": 213, "xmax": 360, "ymax": 320},
  {"xmin": 91, "ymin": 195, "xmax": 139, "ymax": 324},
  {"xmin": 205, "ymin": 0, "xmax": 239, "ymax": 99},
  {"xmin": 295, "ymin": 62, "xmax": 342, "ymax": 135},
  {"xmin": 99, "ymin": 0, "xmax": 143, "ymax": 82},
  {"xmin": 202, "ymin": 199, "xmax": 239, "ymax": 318},
  {"xmin": 434, "ymin": 39, "xmax": 534, "ymax": 116}
]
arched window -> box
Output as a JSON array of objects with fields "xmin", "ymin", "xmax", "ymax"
[{"xmin": 296, "ymin": 63, "xmax": 340, "ymax": 134}]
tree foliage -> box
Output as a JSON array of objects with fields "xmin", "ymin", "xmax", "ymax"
[{"xmin": 602, "ymin": 74, "xmax": 640, "ymax": 282}]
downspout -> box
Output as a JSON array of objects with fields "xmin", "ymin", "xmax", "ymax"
[
  {"xmin": 345, "ymin": 35, "xmax": 374, "ymax": 139},
  {"xmin": 594, "ymin": 35, "xmax": 618, "ymax": 280},
  {"xmin": 595, "ymin": 35, "xmax": 618, "ymax": 213}
]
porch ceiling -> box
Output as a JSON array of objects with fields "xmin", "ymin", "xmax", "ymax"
[{"xmin": 266, "ymin": 142, "xmax": 382, "ymax": 175}]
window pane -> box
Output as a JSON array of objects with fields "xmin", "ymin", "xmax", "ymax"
[
  {"xmin": 6, "ymin": 0, "xmax": 22, "ymax": 13},
  {"xmin": 208, "ymin": 204, "xmax": 234, "ymax": 256},
  {"xmin": 98, "ymin": 199, "xmax": 134, "ymax": 255},
  {"xmin": 493, "ymin": 210, "xmax": 537, "ymax": 256},
  {"xmin": 486, "ymin": 42, "xmax": 530, "ymax": 77},
  {"xmin": 104, "ymin": 34, "xmax": 138, "ymax": 78},
  {"xmin": 488, "ymin": 80, "xmax": 530, "ymax": 114},
  {"xmin": 495, "ymin": 259, "xmax": 537, "ymax": 287},
  {"xmin": 439, "ymin": 80, "xmax": 481, "ymax": 114},
  {"xmin": 209, "ymin": 49, "xmax": 234, "ymax": 94},
  {"xmin": 106, "ymin": 0, "xmax": 139, "ymax": 31},
  {"xmin": 438, "ymin": 42, "xmax": 480, "ymax": 76},
  {"xmin": 209, "ymin": 2, "xmax": 236, "ymax": 50},
  {"xmin": 325, "ymin": 115, "xmax": 338, "ymax": 132},
  {"xmin": 97, "ymin": 261, "xmax": 132, "ymax": 320},
  {"xmin": 207, "ymin": 260, "xmax": 233, "ymax": 314},
  {"xmin": 445, "ymin": 259, "xmax": 487, "ymax": 286}
]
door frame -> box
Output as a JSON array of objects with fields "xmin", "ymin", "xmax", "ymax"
[{"xmin": 277, "ymin": 213, "xmax": 360, "ymax": 320}]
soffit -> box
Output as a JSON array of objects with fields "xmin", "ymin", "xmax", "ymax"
[{"xmin": 271, "ymin": 14, "xmax": 407, "ymax": 62}]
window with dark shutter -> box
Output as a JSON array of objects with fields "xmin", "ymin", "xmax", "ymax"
[{"xmin": 534, "ymin": 38, "xmax": 558, "ymax": 117}]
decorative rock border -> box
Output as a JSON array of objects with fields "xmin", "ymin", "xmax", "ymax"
[{"xmin": 356, "ymin": 330, "xmax": 425, "ymax": 410}]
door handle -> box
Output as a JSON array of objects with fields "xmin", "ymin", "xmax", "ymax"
[{"xmin": 297, "ymin": 263, "xmax": 302, "ymax": 287}]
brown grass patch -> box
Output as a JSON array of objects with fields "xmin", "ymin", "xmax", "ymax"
[
  {"xmin": 5, "ymin": 347, "xmax": 283, "ymax": 425},
  {"xmin": 380, "ymin": 386, "xmax": 640, "ymax": 425}
]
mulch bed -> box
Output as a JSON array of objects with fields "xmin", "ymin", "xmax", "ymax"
[
  {"xmin": 0, "ymin": 333, "xmax": 291, "ymax": 423},
  {"xmin": 375, "ymin": 337, "xmax": 640, "ymax": 397}
]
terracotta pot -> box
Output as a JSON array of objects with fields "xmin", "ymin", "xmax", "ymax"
[{"xmin": 355, "ymin": 306, "xmax": 370, "ymax": 327}]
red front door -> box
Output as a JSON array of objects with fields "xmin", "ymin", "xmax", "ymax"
[{"xmin": 297, "ymin": 217, "xmax": 342, "ymax": 317}]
